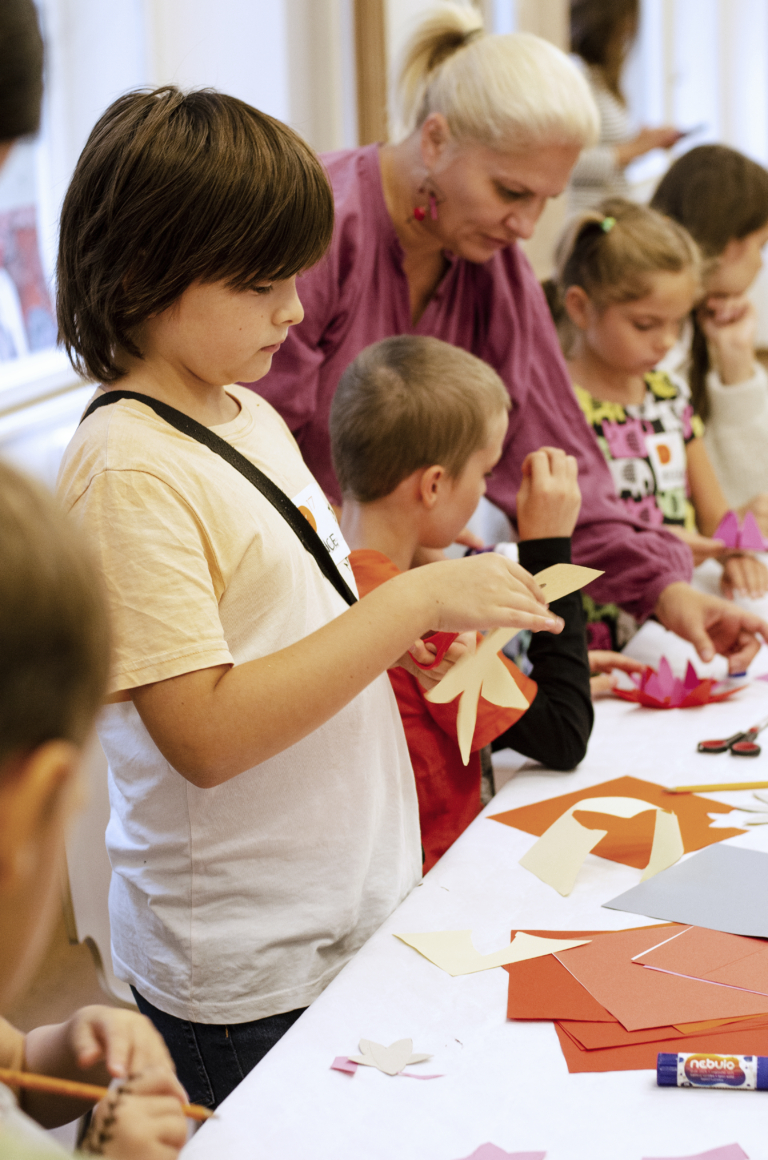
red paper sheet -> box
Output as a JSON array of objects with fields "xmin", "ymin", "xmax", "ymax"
[
  {"xmin": 555, "ymin": 1020, "xmax": 768, "ymax": 1073},
  {"xmin": 555, "ymin": 926, "xmax": 768, "ymax": 1031},
  {"xmin": 635, "ymin": 925, "xmax": 768, "ymax": 996},
  {"xmin": 490, "ymin": 776, "xmax": 743, "ymax": 869}
]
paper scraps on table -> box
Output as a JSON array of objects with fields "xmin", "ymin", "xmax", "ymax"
[
  {"xmin": 633, "ymin": 925, "xmax": 768, "ymax": 996},
  {"xmin": 612, "ymin": 657, "xmax": 741, "ymax": 709},
  {"xmin": 490, "ymin": 776, "xmax": 743, "ymax": 870},
  {"xmin": 394, "ymin": 929, "xmax": 591, "ymax": 976},
  {"xmin": 454, "ymin": 1147, "xmax": 546, "ymax": 1160},
  {"xmin": 554, "ymin": 925, "xmax": 768, "ymax": 1031},
  {"xmin": 504, "ymin": 927, "xmax": 768, "ymax": 1073},
  {"xmin": 642, "ymin": 1145, "xmax": 748, "ymax": 1160},
  {"xmin": 426, "ymin": 563, "xmax": 602, "ymax": 763},
  {"xmin": 331, "ymin": 1056, "xmax": 358, "ymax": 1075},
  {"xmin": 348, "ymin": 1038, "xmax": 432, "ymax": 1076},
  {"xmin": 714, "ymin": 508, "xmax": 768, "ymax": 552},
  {"xmin": 518, "ymin": 795, "xmax": 683, "ymax": 896},
  {"xmin": 605, "ymin": 844, "xmax": 768, "ymax": 939}
]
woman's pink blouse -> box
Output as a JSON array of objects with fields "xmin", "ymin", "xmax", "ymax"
[{"xmin": 254, "ymin": 144, "xmax": 690, "ymax": 618}]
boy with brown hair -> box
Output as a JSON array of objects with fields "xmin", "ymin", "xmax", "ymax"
[
  {"xmin": 0, "ymin": 460, "xmax": 187, "ymax": 1158},
  {"xmin": 331, "ymin": 335, "xmax": 594, "ymax": 870},
  {"xmin": 55, "ymin": 88, "xmax": 563, "ymax": 1107}
]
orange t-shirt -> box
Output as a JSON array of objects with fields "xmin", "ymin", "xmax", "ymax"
[{"xmin": 350, "ymin": 549, "xmax": 538, "ymax": 872}]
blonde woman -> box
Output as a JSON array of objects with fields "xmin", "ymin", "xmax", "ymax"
[{"xmin": 256, "ymin": 3, "xmax": 768, "ymax": 673}]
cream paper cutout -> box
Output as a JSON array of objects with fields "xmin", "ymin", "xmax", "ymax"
[
  {"xmin": 425, "ymin": 563, "xmax": 603, "ymax": 763},
  {"xmin": 394, "ymin": 929, "xmax": 591, "ymax": 976},
  {"xmin": 518, "ymin": 795, "xmax": 684, "ymax": 896},
  {"xmin": 349, "ymin": 1039, "xmax": 431, "ymax": 1075}
]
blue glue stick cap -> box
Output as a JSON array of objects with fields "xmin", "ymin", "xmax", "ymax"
[
  {"xmin": 758, "ymin": 1056, "xmax": 768, "ymax": 1090},
  {"xmin": 657, "ymin": 1053, "xmax": 678, "ymax": 1086}
]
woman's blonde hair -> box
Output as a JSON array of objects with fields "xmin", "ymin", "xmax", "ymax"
[
  {"xmin": 545, "ymin": 197, "xmax": 701, "ymax": 351},
  {"xmin": 392, "ymin": 3, "xmax": 599, "ymax": 149}
]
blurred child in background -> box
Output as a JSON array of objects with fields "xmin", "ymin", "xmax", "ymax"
[
  {"xmin": 546, "ymin": 198, "xmax": 768, "ymax": 650},
  {"xmin": 651, "ymin": 145, "xmax": 768, "ymax": 520},
  {"xmin": 0, "ymin": 461, "xmax": 188, "ymax": 1159}
]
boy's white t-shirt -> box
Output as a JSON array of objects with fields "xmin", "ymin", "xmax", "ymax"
[{"xmin": 58, "ymin": 387, "xmax": 420, "ymax": 1024}]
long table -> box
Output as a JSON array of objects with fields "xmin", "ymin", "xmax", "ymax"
[{"xmin": 183, "ymin": 635, "xmax": 768, "ymax": 1160}]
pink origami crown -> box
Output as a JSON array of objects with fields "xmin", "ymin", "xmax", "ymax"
[
  {"xmin": 613, "ymin": 657, "xmax": 741, "ymax": 709},
  {"xmin": 713, "ymin": 510, "xmax": 768, "ymax": 552}
]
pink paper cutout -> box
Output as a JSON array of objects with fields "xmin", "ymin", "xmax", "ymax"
[
  {"xmin": 641, "ymin": 1146, "xmax": 747, "ymax": 1160},
  {"xmin": 602, "ymin": 417, "xmax": 648, "ymax": 459},
  {"xmin": 713, "ymin": 510, "xmax": 768, "ymax": 551},
  {"xmin": 400, "ymin": 1071, "xmax": 444, "ymax": 1079},
  {"xmin": 613, "ymin": 656, "xmax": 742, "ymax": 709},
  {"xmin": 455, "ymin": 1148, "xmax": 546, "ymax": 1160}
]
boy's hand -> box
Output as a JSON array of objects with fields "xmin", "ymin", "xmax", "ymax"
[
  {"xmin": 398, "ymin": 632, "xmax": 475, "ymax": 690},
  {"xmin": 517, "ymin": 447, "xmax": 581, "ymax": 540},
  {"xmin": 720, "ymin": 552, "xmax": 768, "ymax": 601},
  {"xmin": 86, "ymin": 1068, "xmax": 188, "ymax": 1159},
  {"xmin": 63, "ymin": 1006, "xmax": 176, "ymax": 1083},
  {"xmin": 410, "ymin": 553, "xmax": 563, "ymax": 636}
]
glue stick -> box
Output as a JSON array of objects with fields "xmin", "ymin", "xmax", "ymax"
[{"xmin": 657, "ymin": 1052, "xmax": 768, "ymax": 1090}]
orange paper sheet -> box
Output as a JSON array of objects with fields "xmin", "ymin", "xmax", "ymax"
[
  {"xmin": 490, "ymin": 776, "xmax": 743, "ymax": 869},
  {"xmin": 504, "ymin": 927, "xmax": 667, "ymax": 1022},
  {"xmin": 635, "ymin": 925, "xmax": 768, "ymax": 996},
  {"xmin": 554, "ymin": 1021, "xmax": 768, "ymax": 1073},
  {"xmin": 555, "ymin": 926, "xmax": 768, "ymax": 1031},
  {"xmin": 559, "ymin": 1013, "xmax": 768, "ymax": 1051}
]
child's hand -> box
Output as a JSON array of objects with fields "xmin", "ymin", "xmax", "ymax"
[
  {"xmin": 62, "ymin": 1006, "xmax": 175, "ymax": 1083},
  {"xmin": 84, "ymin": 1068, "xmax": 188, "ymax": 1159},
  {"xmin": 720, "ymin": 552, "xmax": 768, "ymax": 600},
  {"xmin": 664, "ymin": 525, "xmax": 726, "ymax": 567},
  {"xmin": 698, "ymin": 294, "xmax": 757, "ymax": 385},
  {"xmin": 517, "ymin": 447, "xmax": 581, "ymax": 540},
  {"xmin": 408, "ymin": 553, "xmax": 563, "ymax": 635},
  {"xmin": 588, "ymin": 650, "xmax": 648, "ymax": 698},
  {"xmin": 399, "ymin": 632, "xmax": 476, "ymax": 690}
]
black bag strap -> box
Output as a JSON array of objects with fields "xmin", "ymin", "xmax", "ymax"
[{"xmin": 81, "ymin": 390, "xmax": 358, "ymax": 607}]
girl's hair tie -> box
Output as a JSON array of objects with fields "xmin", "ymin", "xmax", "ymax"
[{"xmin": 601, "ymin": 216, "xmax": 616, "ymax": 233}]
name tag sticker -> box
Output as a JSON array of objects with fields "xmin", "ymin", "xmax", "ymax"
[{"xmin": 292, "ymin": 482, "xmax": 351, "ymax": 567}]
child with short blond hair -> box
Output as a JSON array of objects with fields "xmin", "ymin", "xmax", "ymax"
[
  {"xmin": 55, "ymin": 88, "xmax": 563, "ymax": 1107},
  {"xmin": 331, "ymin": 335, "xmax": 594, "ymax": 870}
]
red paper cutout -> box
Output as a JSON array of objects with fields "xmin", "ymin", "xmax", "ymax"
[
  {"xmin": 408, "ymin": 631, "xmax": 459, "ymax": 670},
  {"xmin": 613, "ymin": 657, "xmax": 741, "ymax": 709}
]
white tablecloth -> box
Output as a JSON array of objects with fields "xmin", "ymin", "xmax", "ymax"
[{"xmin": 183, "ymin": 631, "xmax": 768, "ymax": 1160}]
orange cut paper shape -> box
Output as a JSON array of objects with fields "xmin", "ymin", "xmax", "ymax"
[{"xmin": 490, "ymin": 775, "xmax": 744, "ymax": 870}]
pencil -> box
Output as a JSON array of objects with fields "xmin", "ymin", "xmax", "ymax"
[
  {"xmin": 669, "ymin": 780, "xmax": 768, "ymax": 794},
  {"xmin": 0, "ymin": 1067, "xmax": 214, "ymax": 1121}
]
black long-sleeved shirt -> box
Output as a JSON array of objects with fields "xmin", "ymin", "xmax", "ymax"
[{"xmin": 491, "ymin": 537, "xmax": 593, "ymax": 771}]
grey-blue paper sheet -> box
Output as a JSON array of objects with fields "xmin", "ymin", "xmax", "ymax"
[{"xmin": 603, "ymin": 844, "xmax": 768, "ymax": 938}]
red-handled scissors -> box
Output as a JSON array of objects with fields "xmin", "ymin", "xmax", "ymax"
[{"xmin": 698, "ymin": 713, "xmax": 768, "ymax": 757}]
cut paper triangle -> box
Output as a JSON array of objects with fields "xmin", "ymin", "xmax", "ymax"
[
  {"xmin": 426, "ymin": 563, "xmax": 603, "ymax": 763},
  {"xmin": 348, "ymin": 1038, "xmax": 431, "ymax": 1075},
  {"xmin": 394, "ymin": 929, "xmax": 590, "ymax": 976},
  {"xmin": 714, "ymin": 508, "xmax": 768, "ymax": 551},
  {"xmin": 518, "ymin": 796, "xmax": 684, "ymax": 896}
]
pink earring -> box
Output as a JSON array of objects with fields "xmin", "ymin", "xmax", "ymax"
[{"xmin": 413, "ymin": 178, "xmax": 443, "ymax": 223}]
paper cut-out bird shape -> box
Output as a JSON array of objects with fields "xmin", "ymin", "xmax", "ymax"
[
  {"xmin": 425, "ymin": 563, "xmax": 603, "ymax": 764},
  {"xmin": 348, "ymin": 1038, "xmax": 431, "ymax": 1076}
]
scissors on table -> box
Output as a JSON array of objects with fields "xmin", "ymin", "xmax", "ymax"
[{"xmin": 697, "ymin": 713, "xmax": 768, "ymax": 757}]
